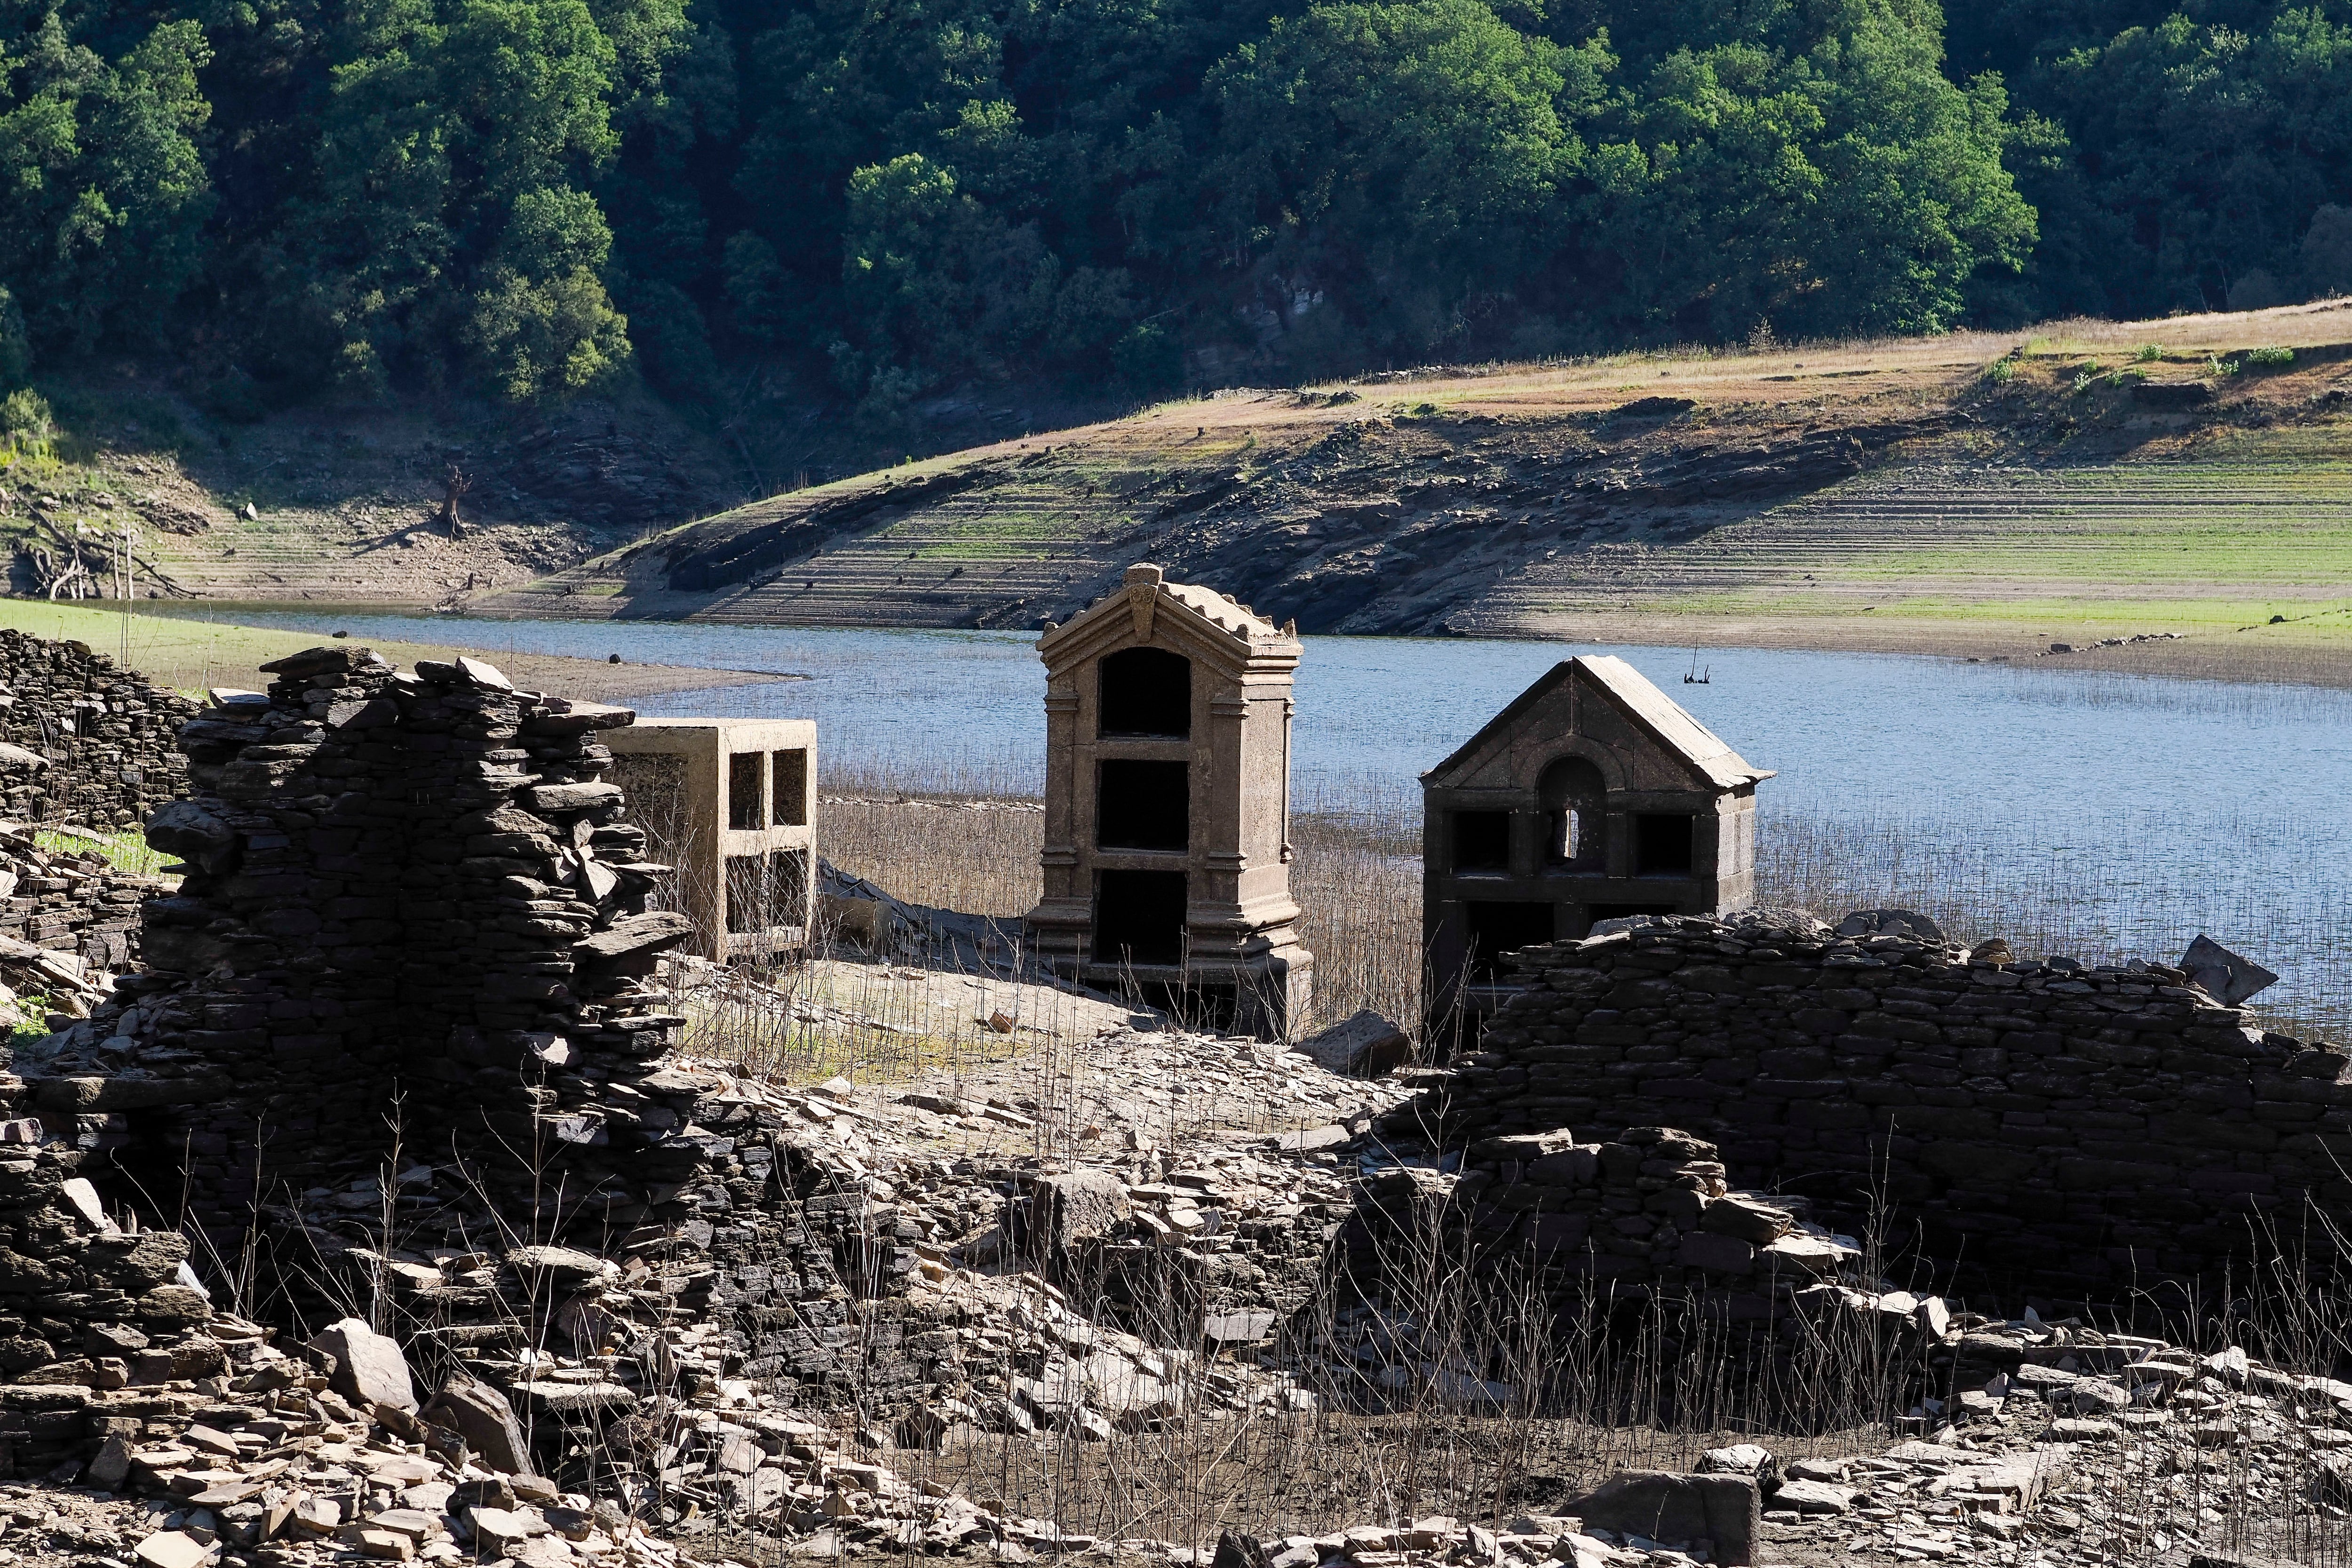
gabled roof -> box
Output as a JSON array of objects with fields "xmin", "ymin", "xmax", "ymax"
[
  {"xmin": 1037, "ymin": 564, "xmax": 1297, "ymax": 665},
  {"xmin": 1427, "ymin": 654, "xmax": 1773, "ymax": 790}
]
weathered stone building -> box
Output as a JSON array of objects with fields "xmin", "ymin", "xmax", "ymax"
[
  {"xmin": 606, "ymin": 717, "xmax": 816, "ymax": 962},
  {"xmin": 1422, "ymin": 656, "xmax": 1769, "ymax": 1032},
  {"xmin": 41, "ymin": 644, "xmax": 692, "ymax": 1227},
  {"xmin": 1027, "ymin": 565, "xmax": 1311, "ymax": 1035}
]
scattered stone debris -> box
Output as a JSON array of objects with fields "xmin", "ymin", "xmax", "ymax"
[
  {"xmin": 2040, "ymin": 631, "xmax": 2189, "ymax": 655},
  {"xmin": 0, "ymin": 636, "xmax": 2337, "ymax": 1568}
]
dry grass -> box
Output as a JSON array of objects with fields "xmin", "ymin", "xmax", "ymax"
[{"xmin": 818, "ymin": 779, "xmax": 2352, "ymax": 1056}]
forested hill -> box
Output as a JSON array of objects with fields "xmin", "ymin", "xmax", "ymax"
[{"xmin": 0, "ymin": 0, "xmax": 2347, "ymax": 430}]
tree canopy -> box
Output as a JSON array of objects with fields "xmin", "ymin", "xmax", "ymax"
[{"xmin": 0, "ymin": 0, "xmax": 2343, "ymax": 410}]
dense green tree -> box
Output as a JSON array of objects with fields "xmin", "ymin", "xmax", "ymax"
[
  {"xmin": 1584, "ymin": 0, "xmax": 2036, "ymax": 339},
  {"xmin": 1205, "ymin": 0, "xmax": 1601, "ymax": 363},
  {"xmin": 2039, "ymin": 5, "xmax": 2352, "ymax": 312},
  {"xmin": 0, "ymin": 11, "xmax": 211, "ymax": 364},
  {"xmin": 0, "ymin": 0, "xmax": 2342, "ymax": 408}
]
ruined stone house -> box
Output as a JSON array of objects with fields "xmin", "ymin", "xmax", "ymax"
[{"xmin": 1422, "ymin": 655, "xmax": 1769, "ymax": 1034}]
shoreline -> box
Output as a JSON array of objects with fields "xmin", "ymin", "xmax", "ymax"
[
  {"xmin": 0, "ymin": 600, "xmax": 780, "ymax": 704},
  {"xmin": 18, "ymin": 595, "xmax": 2352, "ymax": 699},
  {"xmin": 1486, "ymin": 608, "xmax": 2352, "ymax": 690}
]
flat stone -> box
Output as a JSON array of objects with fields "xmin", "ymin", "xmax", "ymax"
[
  {"xmin": 1566, "ymin": 1470, "xmax": 1758, "ymax": 1566},
  {"xmin": 1202, "ymin": 1311, "xmax": 1278, "ymax": 1345},
  {"xmin": 367, "ymin": 1509, "xmax": 442, "ymax": 1541},
  {"xmin": 572, "ymin": 910, "xmax": 693, "ymax": 961},
  {"xmin": 134, "ymin": 1530, "xmax": 215, "ymax": 1568},
  {"xmin": 421, "ymin": 1371, "xmax": 531, "ymax": 1474},
  {"xmin": 506, "ymin": 1245, "xmax": 615, "ymax": 1282},
  {"xmin": 307, "ymin": 1317, "xmax": 417, "ymax": 1413},
  {"xmin": 453, "ymin": 656, "xmax": 513, "ymax": 691},
  {"xmin": 1773, "ymin": 1480, "xmax": 1853, "ymax": 1515},
  {"xmin": 466, "ymin": 1505, "xmax": 549, "ymax": 1551},
  {"xmin": 1700, "ymin": 1195, "xmax": 1792, "ymax": 1245},
  {"xmin": 1293, "ymin": 1010, "xmax": 1411, "ymax": 1075},
  {"xmin": 1696, "ymin": 1444, "xmax": 1773, "ymax": 1475},
  {"xmin": 351, "ymin": 1527, "xmax": 415, "ymax": 1561},
  {"xmin": 514, "ymin": 1379, "xmax": 637, "ymax": 1417},
  {"xmin": 1018, "ymin": 1170, "xmax": 1131, "ymax": 1257},
  {"xmin": 1271, "ymin": 1125, "xmax": 1349, "ymax": 1154}
]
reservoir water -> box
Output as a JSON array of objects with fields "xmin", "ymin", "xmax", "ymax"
[{"xmin": 155, "ymin": 606, "xmax": 2352, "ymax": 1031}]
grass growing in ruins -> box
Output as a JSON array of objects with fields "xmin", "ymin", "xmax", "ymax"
[{"xmin": 30, "ymin": 823, "xmax": 177, "ymax": 878}]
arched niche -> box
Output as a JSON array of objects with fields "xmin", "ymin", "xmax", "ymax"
[{"xmin": 1538, "ymin": 755, "xmax": 1607, "ymax": 869}]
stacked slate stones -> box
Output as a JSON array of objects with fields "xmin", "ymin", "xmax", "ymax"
[
  {"xmin": 0, "ymin": 630, "xmax": 194, "ymax": 828},
  {"xmin": 0, "ymin": 818, "xmax": 155, "ymax": 1013},
  {"xmin": 18, "ymin": 644, "xmax": 692, "ymax": 1244},
  {"xmin": 1344, "ymin": 1124, "xmax": 1882, "ymax": 1312},
  {"xmin": 1392, "ymin": 907, "xmax": 2352, "ymax": 1305}
]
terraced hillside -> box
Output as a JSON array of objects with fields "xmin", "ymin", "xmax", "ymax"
[
  {"xmin": 479, "ymin": 301, "xmax": 2352, "ymax": 677},
  {"xmin": 1478, "ymin": 436, "xmax": 2352, "ymax": 643}
]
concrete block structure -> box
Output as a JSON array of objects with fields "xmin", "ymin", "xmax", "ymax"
[
  {"xmin": 1028, "ymin": 564, "xmax": 1312, "ymax": 1036},
  {"xmin": 1422, "ymin": 655, "xmax": 1770, "ymax": 1033},
  {"xmin": 606, "ymin": 717, "xmax": 816, "ymax": 961}
]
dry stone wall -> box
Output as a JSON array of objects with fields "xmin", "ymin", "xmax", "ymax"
[
  {"xmin": 16, "ymin": 643, "xmax": 697, "ymax": 1230},
  {"xmin": 0, "ymin": 631, "xmax": 193, "ymax": 828},
  {"xmin": 0, "ymin": 820, "xmax": 156, "ymax": 1010},
  {"xmin": 1392, "ymin": 909, "xmax": 2352, "ymax": 1306},
  {"xmin": 0, "ymin": 647, "xmax": 974, "ymax": 1456}
]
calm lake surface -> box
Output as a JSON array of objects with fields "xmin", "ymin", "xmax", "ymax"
[{"xmin": 159, "ymin": 607, "xmax": 2352, "ymax": 1027}]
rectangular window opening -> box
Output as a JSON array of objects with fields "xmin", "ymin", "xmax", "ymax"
[
  {"xmin": 727, "ymin": 752, "xmax": 766, "ymax": 831},
  {"xmin": 1452, "ymin": 810, "xmax": 1511, "ymax": 872},
  {"xmin": 1464, "ymin": 901, "xmax": 1557, "ymax": 982},
  {"xmin": 1094, "ymin": 869, "xmax": 1186, "ymax": 966},
  {"xmin": 1635, "ymin": 813, "xmax": 1695, "ymax": 876},
  {"xmin": 1099, "ymin": 647, "xmax": 1192, "ymax": 738},
  {"xmin": 1097, "ymin": 759, "xmax": 1189, "ymax": 851},
  {"xmin": 725, "ymin": 849, "xmax": 808, "ymax": 933},
  {"xmin": 771, "ymin": 748, "xmax": 809, "ymax": 827}
]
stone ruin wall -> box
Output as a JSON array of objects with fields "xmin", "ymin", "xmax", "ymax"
[
  {"xmin": 1394, "ymin": 909, "xmax": 2352, "ymax": 1307},
  {"xmin": 26, "ymin": 642, "xmax": 699, "ymax": 1228},
  {"xmin": 1343, "ymin": 1124, "xmax": 1883, "ymax": 1324},
  {"xmin": 0, "ymin": 644, "xmax": 932, "ymax": 1478},
  {"xmin": 0, "ymin": 630, "xmax": 194, "ymax": 828},
  {"xmin": 0, "ymin": 821, "xmax": 156, "ymax": 1001}
]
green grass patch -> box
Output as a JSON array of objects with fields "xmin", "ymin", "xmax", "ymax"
[
  {"xmin": 32, "ymin": 825, "xmax": 178, "ymax": 879},
  {"xmin": 911, "ymin": 541, "xmax": 1051, "ymax": 560}
]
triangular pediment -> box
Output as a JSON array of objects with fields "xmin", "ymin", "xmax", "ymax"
[{"xmin": 1425, "ymin": 655, "xmax": 1771, "ymax": 791}]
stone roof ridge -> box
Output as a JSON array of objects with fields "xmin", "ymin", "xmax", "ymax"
[
  {"xmin": 1425, "ymin": 654, "xmax": 1772, "ymax": 789},
  {"xmin": 1041, "ymin": 563, "xmax": 1294, "ymax": 648}
]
